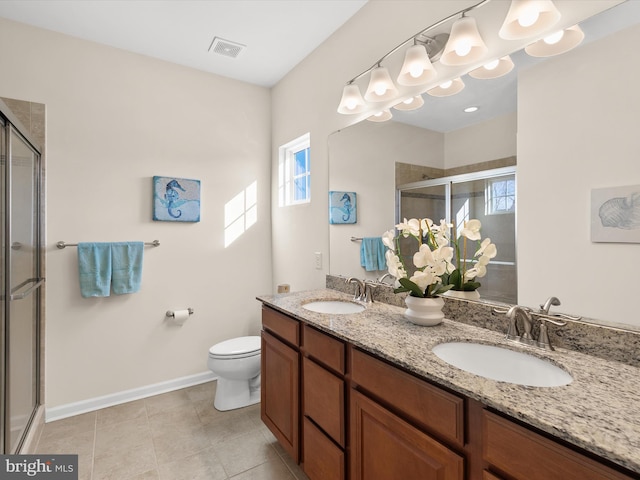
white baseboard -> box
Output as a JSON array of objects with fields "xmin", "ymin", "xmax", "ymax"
[{"xmin": 45, "ymin": 371, "xmax": 217, "ymax": 423}]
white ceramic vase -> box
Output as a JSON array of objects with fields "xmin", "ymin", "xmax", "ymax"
[
  {"xmin": 442, "ymin": 289, "xmax": 481, "ymax": 301},
  {"xmin": 404, "ymin": 296, "xmax": 445, "ymax": 326}
]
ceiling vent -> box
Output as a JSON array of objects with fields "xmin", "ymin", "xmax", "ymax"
[{"xmin": 208, "ymin": 37, "xmax": 245, "ymax": 58}]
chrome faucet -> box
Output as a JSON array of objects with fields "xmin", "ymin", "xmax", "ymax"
[
  {"xmin": 506, "ymin": 305, "xmax": 535, "ymax": 345},
  {"xmin": 496, "ymin": 301, "xmax": 569, "ymax": 351},
  {"xmin": 346, "ymin": 277, "xmax": 365, "ymax": 301},
  {"xmin": 540, "ymin": 296, "xmax": 561, "ymax": 315},
  {"xmin": 362, "ymin": 280, "xmax": 377, "ymax": 303}
]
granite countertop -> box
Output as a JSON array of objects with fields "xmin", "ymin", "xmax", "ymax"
[{"xmin": 257, "ymin": 288, "xmax": 640, "ymax": 475}]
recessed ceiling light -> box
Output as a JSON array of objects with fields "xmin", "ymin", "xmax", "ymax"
[{"xmin": 464, "ymin": 106, "xmax": 479, "ymax": 113}]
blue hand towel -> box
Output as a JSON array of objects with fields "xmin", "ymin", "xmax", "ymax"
[
  {"xmin": 360, "ymin": 237, "xmax": 387, "ymax": 272},
  {"xmin": 111, "ymin": 242, "xmax": 144, "ymax": 295},
  {"xmin": 77, "ymin": 242, "xmax": 112, "ymax": 298}
]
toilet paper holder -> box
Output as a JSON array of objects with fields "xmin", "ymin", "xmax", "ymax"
[{"xmin": 166, "ymin": 308, "xmax": 194, "ymax": 318}]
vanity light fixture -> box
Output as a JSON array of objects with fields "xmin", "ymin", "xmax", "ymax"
[
  {"xmin": 393, "ymin": 95, "xmax": 425, "ymax": 111},
  {"xmin": 468, "ymin": 55, "xmax": 515, "ymax": 79},
  {"xmin": 499, "ymin": 0, "xmax": 561, "ymax": 40},
  {"xmin": 440, "ymin": 14, "xmax": 488, "ymax": 66},
  {"xmin": 337, "ymin": 83, "xmax": 366, "ymax": 114},
  {"xmin": 364, "ymin": 65, "xmax": 399, "ymax": 102},
  {"xmin": 396, "ymin": 44, "xmax": 438, "ymax": 86},
  {"xmin": 366, "ymin": 109, "xmax": 393, "ymax": 122},
  {"xmin": 524, "ymin": 24, "xmax": 585, "ymax": 57},
  {"xmin": 426, "ymin": 77, "xmax": 465, "ymax": 97}
]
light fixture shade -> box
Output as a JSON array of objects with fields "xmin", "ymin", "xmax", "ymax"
[
  {"xmin": 397, "ymin": 44, "xmax": 437, "ymax": 86},
  {"xmin": 393, "ymin": 95, "xmax": 425, "ymax": 111},
  {"xmin": 337, "ymin": 84, "xmax": 366, "ymax": 114},
  {"xmin": 426, "ymin": 77, "xmax": 465, "ymax": 97},
  {"xmin": 468, "ymin": 55, "xmax": 515, "ymax": 79},
  {"xmin": 499, "ymin": 0, "xmax": 561, "ymax": 40},
  {"xmin": 440, "ymin": 16, "xmax": 488, "ymax": 66},
  {"xmin": 366, "ymin": 109, "xmax": 393, "ymax": 122},
  {"xmin": 364, "ymin": 66, "xmax": 399, "ymax": 102},
  {"xmin": 525, "ymin": 24, "xmax": 584, "ymax": 57}
]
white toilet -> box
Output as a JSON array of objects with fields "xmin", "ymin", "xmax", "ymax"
[{"xmin": 207, "ymin": 336, "xmax": 261, "ymax": 411}]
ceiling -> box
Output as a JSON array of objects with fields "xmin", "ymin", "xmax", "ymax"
[{"xmin": 0, "ymin": 0, "xmax": 368, "ymax": 87}]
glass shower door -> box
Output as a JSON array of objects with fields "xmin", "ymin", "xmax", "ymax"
[{"xmin": 2, "ymin": 123, "xmax": 42, "ymax": 453}]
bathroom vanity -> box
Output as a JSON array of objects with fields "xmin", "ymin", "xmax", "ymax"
[{"xmin": 258, "ymin": 289, "xmax": 640, "ymax": 480}]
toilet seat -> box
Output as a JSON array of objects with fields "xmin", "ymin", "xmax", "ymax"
[{"xmin": 209, "ymin": 336, "xmax": 261, "ymax": 360}]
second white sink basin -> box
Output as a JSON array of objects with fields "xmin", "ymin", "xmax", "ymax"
[
  {"xmin": 432, "ymin": 342, "xmax": 573, "ymax": 387},
  {"xmin": 302, "ymin": 300, "xmax": 365, "ymax": 314}
]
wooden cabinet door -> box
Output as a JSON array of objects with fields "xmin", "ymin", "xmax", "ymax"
[
  {"xmin": 350, "ymin": 389, "xmax": 464, "ymax": 480},
  {"xmin": 261, "ymin": 330, "xmax": 299, "ymax": 463}
]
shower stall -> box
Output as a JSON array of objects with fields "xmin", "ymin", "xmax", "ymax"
[{"xmin": 0, "ymin": 99, "xmax": 44, "ymax": 453}]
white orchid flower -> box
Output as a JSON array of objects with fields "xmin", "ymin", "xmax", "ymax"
[
  {"xmin": 434, "ymin": 220, "xmax": 451, "ymax": 246},
  {"xmin": 460, "ymin": 219, "xmax": 482, "ymax": 241},
  {"xmin": 385, "ymin": 250, "xmax": 407, "ymax": 279},
  {"xmin": 413, "ymin": 243, "xmax": 435, "ymax": 269},
  {"xmin": 382, "ymin": 230, "xmax": 396, "ymax": 251},
  {"xmin": 477, "ymin": 255, "xmax": 491, "ymax": 267},
  {"xmin": 475, "ymin": 238, "xmax": 497, "ymax": 259},
  {"xmin": 395, "ymin": 218, "xmax": 421, "ymax": 237},
  {"xmin": 410, "ymin": 269, "xmax": 438, "ymax": 290}
]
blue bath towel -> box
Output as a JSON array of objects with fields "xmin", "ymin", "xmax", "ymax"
[
  {"xmin": 111, "ymin": 242, "xmax": 144, "ymax": 295},
  {"xmin": 77, "ymin": 243, "xmax": 112, "ymax": 298},
  {"xmin": 360, "ymin": 237, "xmax": 387, "ymax": 272}
]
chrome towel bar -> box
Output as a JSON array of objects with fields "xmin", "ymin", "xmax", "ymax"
[{"xmin": 56, "ymin": 240, "xmax": 160, "ymax": 249}]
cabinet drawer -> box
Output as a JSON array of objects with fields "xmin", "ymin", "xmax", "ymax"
[
  {"xmin": 483, "ymin": 411, "xmax": 634, "ymax": 480},
  {"xmin": 262, "ymin": 306, "xmax": 299, "ymax": 346},
  {"xmin": 303, "ymin": 356, "xmax": 345, "ymax": 446},
  {"xmin": 302, "ymin": 324, "xmax": 345, "ymax": 374},
  {"xmin": 303, "ymin": 417, "xmax": 345, "ymax": 480},
  {"xmin": 351, "ymin": 348, "xmax": 464, "ymax": 447}
]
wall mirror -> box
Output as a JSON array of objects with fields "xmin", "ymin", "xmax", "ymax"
[{"xmin": 328, "ymin": 0, "xmax": 640, "ymax": 327}]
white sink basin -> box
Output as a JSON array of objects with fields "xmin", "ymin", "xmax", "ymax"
[
  {"xmin": 302, "ymin": 300, "xmax": 365, "ymax": 314},
  {"xmin": 432, "ymin": 342, "xmax": 573, "ymax": 387}
]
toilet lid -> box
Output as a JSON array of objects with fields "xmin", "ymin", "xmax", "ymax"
[{"xmin": 209, "ymin": 336, "xmax": 261, "ymax": 359}]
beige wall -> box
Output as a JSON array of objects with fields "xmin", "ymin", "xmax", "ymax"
[
  {"xmin": 0, "ymin": 17, "xmax": 272, "ymax": 411},
  {"xmin": 518, "ymin": 23, "xmax": 640, "ymax": 326}
]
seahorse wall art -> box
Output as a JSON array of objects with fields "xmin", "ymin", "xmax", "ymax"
[
  {"xmin": 153, "ymin": 176, "xmax": 201, "ymax": 222},
  {"xmin": 591, "ymin": 185, "xmax": 640, "ymax": 243},
  {"xmin": 329, "ymin": 191, "xmax": 357, "ymax": 224}
]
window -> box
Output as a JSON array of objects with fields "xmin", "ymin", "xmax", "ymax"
[
  {"xmin": 279, "ymin": 133, "xmax": 310, "ymax": 206},
  {"xmin": 485, "ymin": 176, "xmax": 516, "ymax": 215}
]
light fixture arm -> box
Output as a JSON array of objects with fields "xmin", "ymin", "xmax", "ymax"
[{"xmin": 344, "ymin": 0, "xmax": 491, "ymax": 85}]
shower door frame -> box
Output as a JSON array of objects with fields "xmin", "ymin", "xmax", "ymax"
[{"xmin": 0, "ymin": 99, "xmax": 44, "ymax": 454}]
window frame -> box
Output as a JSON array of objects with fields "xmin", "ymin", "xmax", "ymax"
[{"xmin": 279, "ymin": 133, "xmax": 311, "ymax": 207}]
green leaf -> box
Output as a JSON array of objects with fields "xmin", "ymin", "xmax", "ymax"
[
  {"xmin": 398, "ymin": 278, "xmax": 425, "ymax": 297},
  {"xmin": 449, "ymin": 269, "xmax": 462, "ymax": 289},
  {"xmin": 462, "ymin": 281, "xmax": 481, "ymax": 291}
]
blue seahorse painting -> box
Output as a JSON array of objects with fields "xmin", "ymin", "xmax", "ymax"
[
  {"xmin": 329, "ymin": 191, "xmax": 357, "ymax": 224},
  {"xmin": 153, "ymin": 176, "xmax": 201, "ymax": 222}
]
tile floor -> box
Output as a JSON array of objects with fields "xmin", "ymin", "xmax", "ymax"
[{"xmin": 34, "ymin": 381, "xmax": 310, "ymax": 480}]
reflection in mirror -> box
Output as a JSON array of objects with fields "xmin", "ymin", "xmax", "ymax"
[
  {"xmin": 328, "ymin": 1, "xmax": 640, "ymax": 328},
  {"xmin": 398, "ymin": 167, "xmax": 517, "ymax": 304}
]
